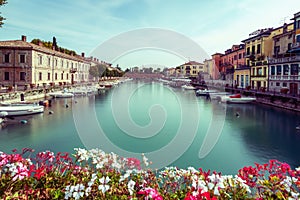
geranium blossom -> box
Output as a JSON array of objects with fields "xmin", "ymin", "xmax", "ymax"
[
  {"xmin": 98, "ymin": 176, "xmax": 110, "ymax": 193},
  {"xmin": 0, "ymin": 148, "xmax": 299, "ymax": 199}
]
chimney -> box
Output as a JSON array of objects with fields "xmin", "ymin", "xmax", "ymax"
[
  {"xmin": 81, "ymin": 52, "xmax": 85, "ymax": 57},
  {"xmin": 21, "ymin": 35, "xmax": 27, "ymax": 42}
]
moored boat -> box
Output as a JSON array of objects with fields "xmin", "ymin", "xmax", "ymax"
[
  {"xmin": 182, "ymin": 84, "xmax": 196, "ymax": 90},
  {"xmin": 48, "ymin": 89, "xmax": 74, "ymax": 98},
  {"xmin": 0, "ymin": 104, "xmax": 44, "ymax": 116},
  {"xmin": 195, "ymin": 88, "xmax": 218, "ymax": 96},
  {"xmin": 220, "ymin": 94, "xmax": 256, "ymax": 104}
]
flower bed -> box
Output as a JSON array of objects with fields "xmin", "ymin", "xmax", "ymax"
[{"xmin": 0, "ymin": 148, "xmax": 299, "ymax": 199}]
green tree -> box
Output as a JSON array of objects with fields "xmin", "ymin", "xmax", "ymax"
[
  {"xmin": 0, "ymin": 0, "xmax": 7, "ymax": 27},
  {"xmin": 89, "ymin": 65, "xmax": 99, "ymax": 78}
]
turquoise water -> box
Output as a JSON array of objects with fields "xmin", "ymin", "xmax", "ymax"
[{"xmin": 0, "ymin": 81, "xmax": 300, "ymax": 174}]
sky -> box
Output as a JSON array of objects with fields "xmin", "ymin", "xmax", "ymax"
[{"xmin": 0, "ymin": 0, "xmax": 299, "ymax": 69}]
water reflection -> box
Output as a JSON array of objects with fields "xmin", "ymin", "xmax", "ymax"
[{"xmin": 0, "ymin": 82, "xmax": 299, "ymax": 174}]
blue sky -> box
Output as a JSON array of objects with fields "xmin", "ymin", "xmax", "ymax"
[{"xmin": 0, "ymin": 0, "xmax": 299, "ymax": 69}]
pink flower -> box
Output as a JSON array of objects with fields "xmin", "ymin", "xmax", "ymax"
[{"xmin": 12, "ymin": 162, "xmax": 29, "ymax": 181}]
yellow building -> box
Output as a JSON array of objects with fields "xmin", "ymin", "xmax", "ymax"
[
  {"xmin": 242, "ymin": 24, "xmax": 294, "ymax": 90},
  {"xmin": 179, "ymin": 61, "xmax": 204, "ymax": 78}
]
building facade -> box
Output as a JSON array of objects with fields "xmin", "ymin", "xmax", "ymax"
[
  {"xmin": 0, "ymin": 36, "xmax": 90, "ymax": 89},
  {"xmin": 242, "ymin": 24, "xmax": 294, "ymax": 91},
  {"xmin": 268, "ymin": 13, "xmax": 300, "ymax": 95},
  {"xmin": 179, "ymin": 61, "xmax": 204, "ymax": 78}
]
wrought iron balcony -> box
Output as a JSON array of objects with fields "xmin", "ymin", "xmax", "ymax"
[
  {"xmin": 269, "ymin": 75, "xmax": 300, "ymax": 81},
  {"xmin": 70, "ymin": 68, "xmax": 77, "ymax": 73}
]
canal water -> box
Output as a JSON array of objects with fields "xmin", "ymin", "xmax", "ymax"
[{"xmin": 0, "ymin": 81, "xmax": 299, "ymax": 175}]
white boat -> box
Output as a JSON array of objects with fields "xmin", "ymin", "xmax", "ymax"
[
  {"xmin": 48, "ymin": 89, "xmax": 74, "ymax": 98},
  {"xmin": 195, "ymin": 89, "xmax": 218, "ymax": 96},
  {"xmin": 182, "ymin": 85, "xmax": 196, "ymax": 90},
  {"xmin": 220, "ymin": 94, "xmax": 256, "ymax": 104},
  {"xmin": 0, "ymin": 104, "xmax": 44, "ymax": 116}
]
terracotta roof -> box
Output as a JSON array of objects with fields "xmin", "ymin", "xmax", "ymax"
[
  {"xmin": 183, "ymin": 61, "xmax": 203, "ymax": 65},
  {"xmin": 0, "ymin": 39, "xmax": 87, "ymax": 62}
]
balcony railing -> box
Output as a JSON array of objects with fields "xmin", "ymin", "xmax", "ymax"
[
  {"xmin": 251, "ymin": 75, "xmax": 267, "ymax": 78},
  {"xmin": 70, "ymin": 68, "xmax": 77, "ymax": 73},
  {"xmin": 269, "ymin": 56, "xmax": 300, "ymax": 64},
  {"xmin": 269, "ymin": 75, "xmax": 300, "ymax": 81}
]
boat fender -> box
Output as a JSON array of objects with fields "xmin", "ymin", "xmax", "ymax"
[
  {"xmin": 66, "ymin": 104, "xmax": 69, "ymax": 108},
  {"xmin": 20, "ymin": 120, "xmax": 28, "ymax": 124},
  {"xmin": 49, "ymin": 110, "xmax": 54, "ymax": 114}
]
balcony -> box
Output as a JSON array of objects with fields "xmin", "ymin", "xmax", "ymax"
[
  {"xmin": 269, "ymin": 56, "xmax": 300, "ymax": 64},
  {"xmin": 269, "ymin": 75, "xmax": 300, "ymax": 81},
  {"xmin": 251, "ymin": 74, "xmax": 267, "ymax": 78},
  {"xmin": 70, "ymin": 68, "xmax": 77, "ymax": 73}
]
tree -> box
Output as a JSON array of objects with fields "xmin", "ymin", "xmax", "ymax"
[
  {"xmin": 89, "ymin": 65, "xmax": 99, "ymax": 78},
  {"xmin": 0, "ymin": 0, "xmax": 7, "ymax": 27}
]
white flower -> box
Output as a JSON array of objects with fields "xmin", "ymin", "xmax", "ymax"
[
  {"xmin": 142, "ymin": 153, "xmax": 149, "ymax": 166},
  {"xmin": 128, "ymin": 179, "xmax": 136, "ymax": 195},
  {"xmin": 72, "ymin": 191, "xmax": 84, "ymax": 200},
  {"xmin": 74, "ymin": 148, "xmax": 90, "ymax": 162},
  {"xmin": 98, "ymin": 176, "xmax": 110, "ymax": 193}
]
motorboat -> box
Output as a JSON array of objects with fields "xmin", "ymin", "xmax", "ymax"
[
  {"xmin": 0, "ymin": 103, "xmax": 44, "ymax": 116},
  {"xmin": 48, "ymin": 89, "xmax": 74, "ymax": 98},
  {"xmin": 182, "ymin": 85, "xmax": 196, "ymax": 90},
  {"xmin": 195, "ymin": 88, "xmax": 218, "ymax": 96},
  {"xmin": 220, "ymin": 94, "xmax": 256, "ymax": 104}
]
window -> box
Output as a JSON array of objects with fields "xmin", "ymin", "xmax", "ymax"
[
  {"xmin": 288, "ymin": 43, "xmax": 292, "ymax": 50},
  {"xmin": 246, "ymin": 47, "xmax": 250, "ymax": 55},
  {"xmin": 55, "ymin": 59, "xmax": 58, "ymax": 67},
  {"xmin": 271, "ymin": 66, "xmax": 275, "ymax": 75},
  {"xmin": 283, "ymin": 82, "xmax": 287, "ymax": 87},
  {"xmin": 238, "ymin": 53, "xmax": 242, "ymax": 59},
  {"xmin": 296, "ymin": 34, "xmax": 300, "ymax": 43},
  {"xmin": 4, "ymin": 53, "xmax": 10, "ymax": 63},
  {"xmin": 61, "ymin": 73, "xmax": 64, "ymax": 80},
  {"xmin": 241, "ymin": 75, "xmax": 244, "ymax": 88},
  {"xmin": 296, "ymin": 20, "xmax": 300, "ymax": 29},
  {"xmin": 66, "ymin": 73, "xmax": 69, "ymax": 80},
  {"xmin": 20, "ymin": 72, "xmax": 26, "ymax": 81},
  {"xmin": 283, "ymin": 65, "xmax": 289, "ymax": 75},
  {"xmin": 234, "ymin": 55, "xmax": 237, "ymax": 60},
  {"xmin": 55, "ymin": 73, "xmax": 58, "ymax": 80},
  {"xmin": 257, "ymin": 68, "xmax": 262, "ymax": 76},
  {"xmin": 276, "ymin": 65, "xmax": 282, "ymax": 75},
  {"xmin": 245, "ymin": 75, "xmax": 249, "ymax": 87},
  {"xmin": 39, "ymin": 72, "xmax": 42, "ymax": 81},
  {"xmin": 291, "ymin": 64, "xmax": 299, "ymax": 75},
  {"xmin": 251, "ymin": 46, "xmax": 255, "ymax": 54},
  {"xmin": 20, "ymin": 54, "xmax": 25, "ymax": 63},
  {"xmin": 48, "ymin": 73, "xmax": 51, "ymax": 81},
  {"xmin": 274, "ymin": 46, "xmax": 280, "ymax": 55},
  {"xmin": 4, "ymin": 72, "xmax": 9, "ymax": 80},
  {"xmin": 61, "ymin": 60, "xmax": 64, "ymax": 68},
  {"xmin": 48, "ymin": 57, "xmax": 51, "ymax": 66},
  {"xmin": 276, "ymin": 82, "xmax": 280, "ymax": 86},
  {"xmin": 257, "ymin": 44, "xmax": 261, "ymax": 54},
  {"xmin": 38, "ymin": 55, "xmax": 43, "ymax": 65}
]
